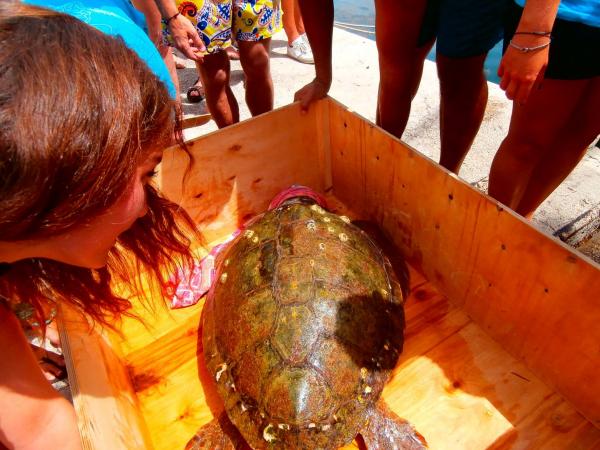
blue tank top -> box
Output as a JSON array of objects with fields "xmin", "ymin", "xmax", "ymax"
[
  {"xmin": 23, "ymin": 0, "xmax": 176, "ymax": 98},
  {"xmin": 514, "ymin": 0, "xmax": 600, "ymax": 29}
]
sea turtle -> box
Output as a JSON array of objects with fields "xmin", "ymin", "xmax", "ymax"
[{"xmin": 187, "ymin": 193, "xmax": 426, "ymax": 449}]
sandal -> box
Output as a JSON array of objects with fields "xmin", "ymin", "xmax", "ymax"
[{"xmin": 186, "ymin": 78, "xmax": 205, "ymax": 103}]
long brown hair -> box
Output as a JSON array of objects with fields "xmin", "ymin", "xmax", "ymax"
[{"xmin": 0, "ymin": 3, "xmax": 198, "ymax": 327}]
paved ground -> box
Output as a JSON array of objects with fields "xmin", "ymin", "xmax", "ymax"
[{"xmin": 177, "ymin": 28, "xmax": 600, "ymax": 261}]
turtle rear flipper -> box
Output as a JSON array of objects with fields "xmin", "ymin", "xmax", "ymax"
[
  {"xmin": 185, "ymin": 413, "xmax": 250, "ymax": 450},
  {"xmin": 360, "ymin": 401, "xmax": 427, "ymax": 449}
]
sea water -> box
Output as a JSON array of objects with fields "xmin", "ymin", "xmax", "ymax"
[{"xmin": 334, "ymin": 0, "xmax": 504, "ymax": 84}]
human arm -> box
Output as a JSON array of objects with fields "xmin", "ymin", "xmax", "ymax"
[
  {"xmin": 152, "ymin": 0, "xmax": 205, "ymax": 61},
  {"xmin": 498, "ymin": 0, "xmax": 560, "ymax": 104},
  {"xmin": 294, "ymin": 0, "xmax": 334, "ymax": 111},
  {"xmin": 0, "ymin": 307, "xmax": 81, "ymax": 450},
  {"xmin": 131, "ymin": 0, "xmax": 164, "ymax": 46}
]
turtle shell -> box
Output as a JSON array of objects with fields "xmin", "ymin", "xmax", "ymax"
[{"xmin": 202, "ymin": 200, "xmax": 406, "ymax": 449}]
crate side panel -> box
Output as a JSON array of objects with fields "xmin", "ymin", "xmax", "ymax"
[
  {"xmin": 60, "ymin": 308, "xmax": 153, "ymax": 450},
  {"xmin": 158, "ymin": 102, "xmax": 331, "ymax": 245},
  {"xmin": 327, "ymin": 101, "xmax": 600, "ymax": 424}
]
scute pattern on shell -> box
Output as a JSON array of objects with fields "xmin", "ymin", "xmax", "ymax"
[{"xmin": 202, "ymin": 201, "xmax": 406, "ymax": 449}]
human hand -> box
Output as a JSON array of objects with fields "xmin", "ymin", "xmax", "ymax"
[
  {"xmin": 498, "ymin": 36, "xmax": 550, "ymax": 104},
  {"xmin": 168, "ymin": 14, "xmax": 205, "ymax": 62},
  {"xmin": 294, "ymin": 78, "xmax": 331, "ymax": 112}
]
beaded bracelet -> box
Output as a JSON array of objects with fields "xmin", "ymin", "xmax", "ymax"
[{"xmin": 162, "ymin": 11, "xmax": 180, "ymax": 25}]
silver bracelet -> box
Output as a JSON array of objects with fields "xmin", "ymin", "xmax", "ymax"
[{"xmin": 509, "ymin": 40, "xmax": 551, "ymax": 53}]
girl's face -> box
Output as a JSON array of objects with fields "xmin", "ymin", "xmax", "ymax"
[{"xmin": 47, "ymin": 150, "xmax": 164, "ymax": 268}]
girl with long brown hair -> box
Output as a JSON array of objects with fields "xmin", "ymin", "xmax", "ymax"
[{"xmin": 0, "ymin": 4, "xmax": 198, "ymax": 448}]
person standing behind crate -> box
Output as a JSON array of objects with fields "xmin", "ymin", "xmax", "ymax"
[
  {"xmin": 131, "ymin": 0, "xmax": 184, "ymax": 105},
  {"xmin": 488, "ymin": 0, "xmax": 600, "ymax": 218},
  {"xmin": 23, "ymin": 0, "xmax": 179, "ymax": 99},
  {"xmin": 161, "ymin": 0, "xmax": 282, "ymax": 127},
  {"xmin": 0, "ymin": 4, "xmax": 199, "ymax": 448},
  {"xmin": 282, "ymin": 0, "xmax": 314, "ymax": 64},
  {"xmin": 293, "ymin": 0, "xmax": 506, "ymax": 175}
]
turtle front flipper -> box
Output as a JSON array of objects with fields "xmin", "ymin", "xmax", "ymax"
[
  {"xmin": 185, "ymin": 413, "xmax": 250, "ymax": 450},
  {"xmin": 359, "ymin": 401, "xmax": 427, "ymax": 449}
]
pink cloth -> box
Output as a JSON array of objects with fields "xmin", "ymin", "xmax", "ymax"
[
  {"xmin": 167, "ymin": 233, "xmax": 238, "ymax": 309},
  {"xmin": 168, "ymin": 185, "xmax": 327, "ymax": 309},
  {"xmin": 267, "ymin": 185, "xmax": 328, "ymax": 211}
]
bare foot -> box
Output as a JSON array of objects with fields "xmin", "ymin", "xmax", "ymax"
[
  {"xmin": 225, "ymin": 45, "xmax": 240, "ymax": 61},
  {"xmin": 174, "ymin": 52, "xmax": 187, "ymax": 69}
]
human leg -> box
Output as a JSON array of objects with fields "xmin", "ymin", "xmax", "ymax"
[
  {"xmin": 238, "ymin": 39, "xmax": 274, "ymax": 116},
  {"xmin": 131, "ymin": 0, "xmax": 181, "ymax": 99},
  {"xmin": 282, "ymin": 0, "xmax": 300, "ymax": 44},
  {"xmin": 434, "ymin": 0, "xmax": 505, "ymax": 173},
  {"xmin": 294, "ymin": 0, "xmax": 306, "ymax": 34},
  {"xmin": 197, "ymin": 51, "xmax": 239, "ymax": 127},
  {"xmin": 515, "ymin": 79, "xmax": 600, "ymax": 218},
  {"xmin": 375, "ymin": 0, "xmax": 431, "ymax": 138},
  {"xmin": 436, "ymin": 53, "xmax": 488, "ymax": 173},
  {"xmin": 488, "ymin": 78, "xmax": 589, "ymax": 211},
  {"xmin": 282, "ymin": 0, "xmax": 313, "ymax": 63}
]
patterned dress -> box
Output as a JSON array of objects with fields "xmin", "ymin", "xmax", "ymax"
[{"xmin": 163, "ymin": 0, "xmax": 282, "ymax": 54}]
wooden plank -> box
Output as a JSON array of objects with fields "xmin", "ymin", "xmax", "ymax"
[
  {"xmin": 59, "ymin": 307, "xmax": 153, "ymax": 450},
  {"xmin": 111, "ymin": 296, "xmax": 203, "ymax": 361},
  {"xmin": 157, "ymin": 102, "xmax": 328, "ymax": 245},
  {"xmin": 384, "ymin": 323, "xmax": 599, "ymax": 449},
  {"xmin": 487, "ymin": 394, "xmax": 600, "ymax": 450},
  {"xmin": 315, "ymin": 97, "xmax": 333, "ymax": 191},
  {"xmin": 122, "ymin": 304, "xmax": 209, "ymax": 450},
  {"xmin": 327, "ymin": 98, "xmax": 600, "ymax": 425}
]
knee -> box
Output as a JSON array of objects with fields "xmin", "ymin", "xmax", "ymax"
[
  {"xmin": 377, "ymin": 39, "xmax": 412, "ymax": 71},
  {"xmin": 242, "ymin": 51, "xmax": 270, "ymax": 80},
  {"xmin": 210, "ymin": 68, "xmax": 229, "ymax": 87},
  {"xmin": 437, "ymin": 55, "xmax": 486, "ymax": 92},
  {"xmin": 499, "ymin": 134, "xmax": 545, "ymax": 166}
]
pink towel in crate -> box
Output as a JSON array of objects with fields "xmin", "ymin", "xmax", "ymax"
[{"xmin": 168, "ymin": 185, "xmax": 328, "ymax": 309}]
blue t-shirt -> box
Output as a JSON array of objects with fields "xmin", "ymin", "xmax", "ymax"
[
  {"xmin": 515, "ymin": 0, "xmax": 600, "ymax": 28},
  {"xmin": 24, "ymin": 0, "xmax": 176, "ymax": 98}
]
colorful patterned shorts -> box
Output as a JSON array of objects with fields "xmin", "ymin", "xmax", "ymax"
[{"xmin": 163, "ymin": 0, "xmax": 282, "ymax": 54}]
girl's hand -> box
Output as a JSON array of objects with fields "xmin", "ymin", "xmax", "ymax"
[
  {"xmin": 168, "ymin": 14, "xmax": 206, "ymax": 62},
  {"xmin": 498, "ymin": 35, "xmax": 550, "ymax": 104}
]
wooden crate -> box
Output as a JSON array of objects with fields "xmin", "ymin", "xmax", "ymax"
[{"xmin": 60, "ymin": 98, "xmax": 600, "ymax": 450}]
